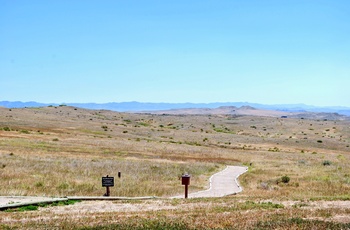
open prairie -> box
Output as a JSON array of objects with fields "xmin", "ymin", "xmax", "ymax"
[{"xmin": 1, "ymin": 106, "xmax": 350, "ymax": 229}]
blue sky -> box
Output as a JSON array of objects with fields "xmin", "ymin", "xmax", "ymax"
[{"xmin": 1, "ymin": 0, "xmax": 349, "ymax": 106}]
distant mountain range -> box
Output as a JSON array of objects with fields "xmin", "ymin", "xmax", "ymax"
[{"xmin": 1, "ymin": 101, "xmax": 350, "ymax": 116}]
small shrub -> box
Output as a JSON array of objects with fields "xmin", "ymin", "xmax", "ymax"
[
  {"xmin": 123, "ymin": 131, "xmax": 128, "ymax": 133},
  {"xmin": 268, "ymin": 147, "xmax": 280, "ymax": 152},
  {"xmin": 35, "ymin": 181, "xmax": 44, "ymax": 187},
  {"xmin": 317, "ymin": 140, "xmax": 323, "ymax": 143},
  {"xmin": 323, "ymin": 160, "xmax": 331, "ymax": 166},
  {"xmin": 3, "ymin": 127, "xmax": 11, "ymax": 131},
  {"xmin": 138, "ymin": 122, "xmax": 149, "ymax": 127},
  {"xmin": 52, "ymin": 138, "xmax": 59, "ymax": 141},
  {"xmin": 281, "ymin": 175, "xmax": 290, "ymax": 183},
  {"xmin": 57, "ymin": 182, "xmax": 69, "ymax": 190}
]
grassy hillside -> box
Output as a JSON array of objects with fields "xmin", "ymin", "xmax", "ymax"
[{"xmin": 1, "ymin": 106, "xmax": 350, "ymax": 229}]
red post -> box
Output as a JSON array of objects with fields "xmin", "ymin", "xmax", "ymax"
[{"xmin": 181, "ymin": 174, "xmax": 191, "ymax": 199}]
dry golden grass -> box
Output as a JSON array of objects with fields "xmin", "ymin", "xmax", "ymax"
[
  {"xmin": 1, "ymin": 198, "xmax": 350, "ymax": 229},
  {"xmin": 1, "ymin": 106, "xmax": 350, "ymax": 229}
]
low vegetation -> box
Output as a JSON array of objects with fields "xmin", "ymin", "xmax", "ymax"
[{"xmin": 0, "ymin": 106, "xmax": 350, "ymax": 228}]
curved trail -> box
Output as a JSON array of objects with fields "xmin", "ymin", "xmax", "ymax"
[{"xmin": 173, "ymin": 165, "xmax": 248, "ymax": 198}]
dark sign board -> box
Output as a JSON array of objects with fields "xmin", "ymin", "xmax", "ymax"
[{"xmin": 102, "ymin": 177, "xmax": 114, "ymax": 187}]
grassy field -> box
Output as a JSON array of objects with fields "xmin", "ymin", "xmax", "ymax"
[{"xmin": 1, "ymin": 106, "xmax": 350, "ymax": 229}]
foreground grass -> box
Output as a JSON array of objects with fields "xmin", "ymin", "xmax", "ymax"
[{"xmin": 1, "ymin": 198, "xmax": 350, "ymax": 229}]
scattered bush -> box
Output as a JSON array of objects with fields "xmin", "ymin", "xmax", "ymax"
[
  {"xmin": 322, "ymin": 160, "xmax": 332, "ymax": 166},
  {"xmin": 35, "ymin": 181, "xmax": 44, "ymax": 187},
  {"xmin": 138, "ymin": 122, "xmax": 149, "ymax": 127},
  {"xmin": 268, "ymin": 147, "xmax": 280, "ymax": 152},
  {"xmin": 281, "ymin": 175, "xmax": 290, "ymax": 184}
]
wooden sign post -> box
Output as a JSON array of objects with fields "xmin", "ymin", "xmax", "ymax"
[{"xmin": 102, "ymin": 175, "xmax": 114, "ymax": 196}]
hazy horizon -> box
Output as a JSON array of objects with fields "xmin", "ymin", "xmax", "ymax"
[
  {"xmin": 2, "ymin": 100, "xmax": 350, "ymax": 109},
  {"xmin": 1, "ymin": 1, "xmax": 349, "ymax": 107}
]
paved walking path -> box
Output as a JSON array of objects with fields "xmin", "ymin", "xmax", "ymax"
[{"xmin": 173, "ymin": 165, "xmax": 248, "ymax": 198}]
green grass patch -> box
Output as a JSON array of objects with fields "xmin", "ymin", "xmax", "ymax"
[
  {"xmin": 3, "ymin": 200, "xmax": 81, "ymax": 212},
  {"xmin": 4, "ymin": 205, "xmax": 38, "ymax": 212},
  {"xmin": 138, "ymin": 122, "xmax": 150, "ymax": 127},
  {"xmin": 20, "ymin": 130, "xmax": 30, "ymax": 134}
]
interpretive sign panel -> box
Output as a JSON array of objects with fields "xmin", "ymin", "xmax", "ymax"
[{"xmin": 102, "ymin": 177, "xmax": 114, "ymax": 187}]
